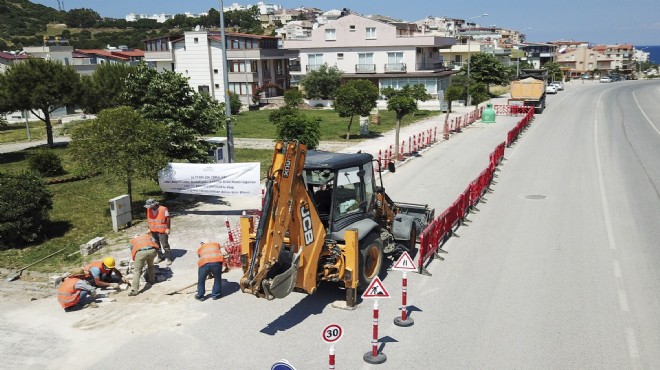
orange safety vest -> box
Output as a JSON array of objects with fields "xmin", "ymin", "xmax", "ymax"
[
  {"xmin": 85, "ymin": 261, "xmax": 110, "ymax": 276},
  {"xmin": 58, "ymin": 277, "xmax": 82, "ymax": 309},
  {"xmin": 147, "ymin": 206, "xmax": 169, "ymax": 233},
  {"xmin": 197, "ymin": 242, "xmax": 224, "ymax": 267},
  {"xmin": 131, "ymin": 234, "xmax": 159, "ymax": 261}
]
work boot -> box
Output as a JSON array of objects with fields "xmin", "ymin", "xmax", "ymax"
[
  {"xmin": 83, "ymin": 302, "xmax": 99, "ymax": 309},
  {"xmin": 128, "ymin": 291, "xmax": 138, "ymax": 296},
  {"xmin": 165, "ymin": 258, "xmax": 172, "ymax": 266},
  {"xmin": 154, "ymin": 256, "xmax": 163, "ymax": 264}
]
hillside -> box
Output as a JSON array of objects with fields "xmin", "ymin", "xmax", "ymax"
[{"xmin": 0, "ymin": 0, "xmax": 62, "ymax": 48}]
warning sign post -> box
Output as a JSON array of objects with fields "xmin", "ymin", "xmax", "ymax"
[{"xmin": 362, "ymin": 277, "xmax": 388, "ymax": 364}]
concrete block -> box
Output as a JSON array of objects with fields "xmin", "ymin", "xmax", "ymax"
[
  {"xmin": 79, "ymin": 237, "xmax": 106, "ymax": 256},
  {"xmin": 50, "ymin": 273, "xmax": 70, "ymax": 287}
]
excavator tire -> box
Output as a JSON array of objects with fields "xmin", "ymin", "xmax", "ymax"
[{"xmin": 358, "ymin": 232, "xmax": 384, "ymax": 291}]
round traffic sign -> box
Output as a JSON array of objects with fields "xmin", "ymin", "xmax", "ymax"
[{"xmin": 322, "ymin": 324, "xmax": 343, "ymax": 344}]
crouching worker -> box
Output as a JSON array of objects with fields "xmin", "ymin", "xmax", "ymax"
[
  {"xmin": 58, "ymin": 268, "xmax": 98, "ymax": 311},
  {"xmin": 195, "ymin": 241, "xmax": 226, "ymax": 301},
  {"xmin": 85, "ymin": 256, "xmax": 128, "ymax": 290},
  {"xmin": 128, "ymin": 233, "xmax": 159, "ymax": 297}
]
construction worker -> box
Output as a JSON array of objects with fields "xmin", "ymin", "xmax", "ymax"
[
  {"xmin": 58, "ymin": 268, "xmax": 98, "ymax": 311},
  {"xmin": 128, "ymin": 233, "xmax": 159, "ymax": 297},
  {"xmin": 144, "ymin": 198, "xmax": 172, "ymax": 266},
  {"xmin": 84, "ymin": 257, "xmax": 128, "ymax": 289},
  {"xmin": 195, "ymin": 240, "xmax": 226, "ymax": 301}
]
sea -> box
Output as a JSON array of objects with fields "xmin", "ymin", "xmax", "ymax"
[{"xmin": 636, "ymin": 45, "xmax": 660, "ymax": 64}]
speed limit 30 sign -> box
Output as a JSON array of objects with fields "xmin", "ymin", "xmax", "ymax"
[{"xmin": 322, "ymin": 324, "xmax": 344, "ymax": 344}]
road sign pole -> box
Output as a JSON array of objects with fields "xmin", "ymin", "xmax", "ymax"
[
  {"xmin": 363, "ymin": 299, "xmax": 386, "ymax": 364},
  {"xmin": 329, "ymin": 346, "xmax": 335, "ymax": 370},
  {"xmin": 394, "ymin": 271, "xmax": 414, "ymax": 327}
]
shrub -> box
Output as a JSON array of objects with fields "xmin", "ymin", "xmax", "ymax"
[
  {"xmin": 28, "ymin": 148, "xmax": 65, "ymax": 177},
  {"xmin": 0, "ymin": 172, "xmax": 53, "ymax": 248},
  {"xmin": 229, "ymin": 91, "xmax": 242, "ymax": 115}
]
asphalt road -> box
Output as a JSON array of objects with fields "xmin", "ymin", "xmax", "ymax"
[{"xmin": 3, "ymin": 81, "xmax": 659, "ymax": 369}]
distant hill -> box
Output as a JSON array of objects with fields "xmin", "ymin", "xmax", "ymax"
[{"xmin": 0, "ymin": 0, "xmax": 62, "ymax": 48}]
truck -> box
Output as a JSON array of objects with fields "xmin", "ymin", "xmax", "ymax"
[
  {"xmin": 509, "ymin": 69, "xmax": 549, "ymax": 114},
  {"xmin": 239, "ymin": 141, "xmax": 434, "ymax": 307}
]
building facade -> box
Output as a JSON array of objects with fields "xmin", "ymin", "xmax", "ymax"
[{"xmin": 283, "ymin": 13, "xmax": 456, "ymax": 98}]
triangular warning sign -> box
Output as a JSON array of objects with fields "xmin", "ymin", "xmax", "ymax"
[
  {"xmin": 392, "ymin": 251, "xmax": 417, "ymax": 271},
  {"xmin": 361, "ymin": 276, "xmax": 390, "ymax": 299}
]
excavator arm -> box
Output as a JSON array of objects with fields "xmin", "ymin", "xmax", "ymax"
[{"xmin": 240, "ymin": 141, "xmax": 327, "ymax": 299}]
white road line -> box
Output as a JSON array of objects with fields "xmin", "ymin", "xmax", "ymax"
[
  {"xmin": 593, "ymin": 93, "xmax": 617, "ymax": 250},
  {"xmin": 627, "ymin": 327, "xmax": 640, "ymax": 359},
  {"xmin": 618, "ymin": 290, "xmax": 630, "ymax": 312},
  {"xmin": 632, "ymin": 91, "xmax": 660, "ymax": 136},
  {"xmin": 613, "ymin": 260, "xmax": 622, "ymax": 278}
]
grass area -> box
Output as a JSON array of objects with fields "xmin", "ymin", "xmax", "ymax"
[
  {"xmin": 0, "ymin": 145, "xmax": 274, "ymax": 272},
  {"xmin": 0, "ymin": 119, "xmax": 83, "ymax": 144},
  {"xmin": 228, "ymin": 108, "xmax": 440, "ymax": 141}
]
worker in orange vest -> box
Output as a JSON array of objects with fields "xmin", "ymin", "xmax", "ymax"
[
  {"xmin": 84, "ymin": 256, "xmax": 128, "ymax": 289},
  {"xmin": 128, "ymin": 233, "xmax": 160, "ymax": 297},
  {"xmin": 58, "ymin": 268, "xmax": 98, "ymax": 311},
  {"xmin": 195, "ymin": 240, "xmax": 226, "ymax": 301},
  {"xmin": 144, "ymin": 199, "xmax": 172, "ymax": 266}
]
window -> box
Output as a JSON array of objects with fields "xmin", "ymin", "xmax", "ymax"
[
  {"xmin": 366, "ymin": 27, "xmax": 376, "ymax": 39},
  {"xmin": 198, "ymin": 85, "xmax": 210, "ymax": 95},
  {"xmin": 215, "ymin": 84, "xmax": 220, "ymax": 89},
  {"xmin": 194, "ymin": 37, "xmax": 199, "ymax": 44},
  {"xmin": 337, "ymin": 53, "xmax": 344, "ymax": 60},
  {"xmin": 308, "ymin": 54, "xmax": 323, "ymax": 70},
  {"xmin": 357, "ymin": 53, "xmax": 374, "ymax": 73},
  {"xmin": 214, "ymin": 69, "xmax": 219, "ymax": 74},
  {"xmin": 349, "ymin": 25, "xmax": 356, "ymax": 31},
  {"xmin": 333, "ymin": 166, "xmax": 366, "ymax": 221},
  {"xmin": 325, "ymin": 29, "xmax": 336, "ymax": 41}
]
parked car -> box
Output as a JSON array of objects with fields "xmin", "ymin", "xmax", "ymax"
[
  {"xmin": 600, "ymin": 76, "xmax": 613, "ymax": 83},
  {"xmin": 550, "ymin": 81, "xmax": 564, "ymax": 90},
  {"xmin": 545, "ymin": 84, "xmax": 558, "ymax": 94}
]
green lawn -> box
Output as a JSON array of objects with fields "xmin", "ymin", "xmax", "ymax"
[
  {"xmin": 228, "ymin": 108, "xmax": 440, "ymax": 141},
  {"xmin": 0, "ymin": 119, "xmax": 83, "ymax": 144},
  {"xmin": 0, "ymin": 145, "xmax": 273, "ymax": 272}
]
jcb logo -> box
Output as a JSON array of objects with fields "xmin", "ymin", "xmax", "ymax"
[
  {"xmin": 300, "ymin": 205, "xmax": 314, "ymax": 245},
  {"xmin": 283, "ymin": 160, "xmax": 291, "ymax": 178}
]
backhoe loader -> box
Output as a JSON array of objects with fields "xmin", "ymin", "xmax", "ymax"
[{"xmin": 239, "ymin": 141, "xmax": 433, "ymax": 307}]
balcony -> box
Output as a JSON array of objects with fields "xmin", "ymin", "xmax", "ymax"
[
  {"xmin": 355, "ymin": 64, "xmax": 376, "ymax": 73},
  {"xmin": 289, "ymin": 64, "xmax": 301, "ymax": 72},
  {"xmin": 306, "ymin": 64, "xmax": 323, "ymax": 72},
  {"xmin": 416, "ymin": 62, "xmax": 453, "ymax": 71},
  {"xmin": 384, "ymin": 63, "xmax": 407, "ymax": 73}
]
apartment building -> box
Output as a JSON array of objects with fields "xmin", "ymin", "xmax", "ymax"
[
  {"xmin": 143, "ymin": 30, "xmax": 291, "ymax": 105},
  {"xmin": 0, "ymin": 51, "xmax": 26, "ymax": 73},
  {"xmin": 591, "ymin": 44, "xmax": 634, "ymax": 72},
  {"xmin": 555, "ymin": 46, "xmax": 611, "ymax": 79},
  {"xmin": 518, "ymin": 43, "xmax": 558, "ymax": 69},
  {"xmin": 283, "ymin": 13, "xmax": 456, "ymax": 97}
]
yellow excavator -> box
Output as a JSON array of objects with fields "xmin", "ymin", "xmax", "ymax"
[{"xmin": 239, "ymin": 141, "xmax": 433, "ymax": 307}]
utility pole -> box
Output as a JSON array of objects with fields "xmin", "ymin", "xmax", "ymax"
[{"xmin": 219, "ymin": 0, "xmax": 235, "ymax": 162}]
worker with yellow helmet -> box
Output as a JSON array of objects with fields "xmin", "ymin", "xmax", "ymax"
[{"xmin": 84, "ymin": 257, "xmax": 128, "ymax": 290}]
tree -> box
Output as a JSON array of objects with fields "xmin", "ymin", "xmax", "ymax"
[
  {"xmin": 269, "ymin": 90, "xmax": 321, "ymax": 149},
  {"xmin": 64, "ymin": 8, "xmax": 101, "ymax": 28},
  {"xmin": 79, "ymin": 63, "xmax": 134, "ymax": 114},
  {"xmin": 334, "ymin": 80, "xmax": 379, "ymax": 139},
  {"xmin": 70, "ymin": 107, "xmax": 169, "ymax": 202},
  {"xmin": 0, "ymin": 58, "xmax": 81, "ymax": 147},
  {"xmin": 229, "ymin": 91, "xmax": 242, "ymax": 115},
  {"xmin": 543, "ymin": 61, "xmax": 563, "ymax": 82},
  {"xmin": 463, "ymin": 52, "xmax": 508, "ymax": 89},
  {"xmin": 122, "ymin": 63, "xmax": 225, "ymax": 162},
  {"xmin": 300, "ymin": 64, "xmax": 342, "ymax": 100},
  {"xmin": 381, "ymin": 84, "xmax": 431, "ymax": 160},
  {"xmin": 0, "ymin": 172, "xmax": 53, "ymax": 248}
]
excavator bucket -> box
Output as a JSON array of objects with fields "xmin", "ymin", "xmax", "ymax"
[{"xmin": 263, "ymin": 251, "xmax": 301, "ymax": 299}]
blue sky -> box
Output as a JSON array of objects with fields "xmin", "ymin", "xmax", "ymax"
[{"xmin": 33, "ymin": 0, "xmax": 660, "ymax": 45}]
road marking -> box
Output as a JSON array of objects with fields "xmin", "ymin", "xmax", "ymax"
[
  {"xmin": 632, "ymin": 91, "xmax": 660, "ymax": 136},
  {"xmin": 593, "ymin": 93, "xmax": 617, "ymax": 250},
  {"xmin": 613, "ymin": 260, "xmax": 622, "ymax": 278},
  {"xmin": 618, "ymin": 290, "xmax": 629, "ymax": 312},
  {"xmin": 627, "ymin": 327, "xmax": 640, "ymax": 359}
]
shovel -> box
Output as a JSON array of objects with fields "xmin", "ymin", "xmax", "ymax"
[{"xmin": 5, "ymin": 248, "xmax": 67, "ymax": 282}]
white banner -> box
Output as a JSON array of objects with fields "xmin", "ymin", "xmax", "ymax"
[{"xmin": 158, "ymin": 162, "xmax": 261, "ymax": 197}]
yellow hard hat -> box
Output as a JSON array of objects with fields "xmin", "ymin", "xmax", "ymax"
[{"xmin": 103, "ymin": 257, "xmax": 116, "ymax": 269}]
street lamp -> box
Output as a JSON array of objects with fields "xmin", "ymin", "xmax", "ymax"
[
  {"xmin": 219, "ymin": 0, "xmax": 235, "ymax": 162},
  {"xmin": 516, "ymin": 28, "xmax": 532, "ymax": 77},
  {"xmin": 466, "ymin": 13, "xmax": 488, "ymax": 107}
]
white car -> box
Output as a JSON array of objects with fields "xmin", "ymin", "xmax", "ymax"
[
  {"xmin": 545, "ymin": 85, "xmax": 558, "ymax": 94},
  {"xmin": 600, "ymin": 76, "xmax": 613, "ymax": 83},
  {"xmin": 550, "ymin": 81, "xmax": 564, "ymax": 90}
]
